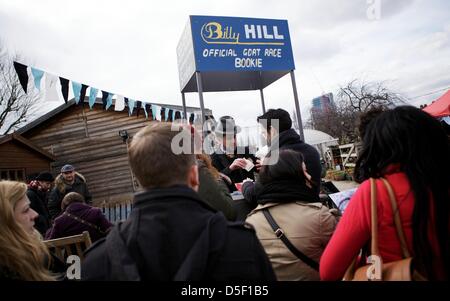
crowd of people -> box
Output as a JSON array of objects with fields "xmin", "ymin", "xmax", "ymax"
[{"xmin": 0, "ymin": 106, "xmax": 449, "ymax": 281}]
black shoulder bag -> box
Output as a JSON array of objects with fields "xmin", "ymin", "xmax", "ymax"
[{"xmin": 262, "ymin": 208, "xmax": 319, "ymax": 271}]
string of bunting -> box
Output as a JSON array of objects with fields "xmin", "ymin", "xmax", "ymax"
[{"xmin": 12, "ymin": 61, "xmax": 201, "ymax": 123}]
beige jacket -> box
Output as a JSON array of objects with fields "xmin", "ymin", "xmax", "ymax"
[{"xmin": 246, "ymin": 201, "xmax": 340, "ymax": 281}]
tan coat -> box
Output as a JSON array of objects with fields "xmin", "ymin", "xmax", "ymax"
[{"xmin": 246, "ymin": 201, "xmax": 340, "ymax": 281}]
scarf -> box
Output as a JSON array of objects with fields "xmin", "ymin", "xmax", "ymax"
[{"xmin": 255, "ymin": 179, "xmax": 319, "ymax": 205}]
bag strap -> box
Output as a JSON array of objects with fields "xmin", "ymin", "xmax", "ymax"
[
  {"xmin": 343, "ymin": 178, "xmax": 378, "ymax": 280},
  {"xmin": 63, "ymin": 211, "xmax": 106, "ymax": 235},
  {"xmin": 369, "ymin": 178, "xmax": 381, "ymax": 257},
  {"xmin": 380, "ymin": 178, "xmax": 411, "ymax": 258},
  {"xmin": 262, "ymin": 208, "xmax": 319, "ymax": 271}
]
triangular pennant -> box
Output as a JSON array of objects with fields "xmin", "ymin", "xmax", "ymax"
[
  {"xmin": 101, "ymin": 91, "xmax": 109, "ymax": 109},
  {"xmin": 79, "ymin": 84, "xmax": 88, "ymax": 106},
  {"xmin": 175, "ymin": 111, "xmax": 181, "ymax": 121},
  {"xmin": 59, "ymin": 77, "xmax": 69, "ymax": 103},
  {"xmin": 128, "ymin": 99, "xmax": 135, "ymax": 116},
  {"xmin": 115, "ymin": 95, "xmax": 125, "ymax": 111},
  {"xmin": 13, "ymin": 61, "xmax": 29, "ymax": 93},
  {"xmin": 144, "ymin": 103, "xmax": 151, "ymax": 119},
  {"xmin": 136, "ymin": 101, "xmax": 142, "ymax": 117},
  {"xmin": 106, "ymin": 93, "xmax": 113, "ymax": 110},
  {"xmin": 44, "ymin": 73, "xmax": 62, "ymax": 102},
  {"xmin": 165, "ymin": 108, "xmax": 170, "ymax": 121},
  {"xmin": 72, "ymin": 81, "xmax": 82, "ymax": 104},
  {"xmin": 89, "ymin": 87, "xmax": 99, "ymax": 109},
  {"xmin": 152, "ymin": 104, "xmax": 161, "ymax": 121},
  {"xmin": 31, "ymin": 67, "xmax": 44, "ymax": 91}
]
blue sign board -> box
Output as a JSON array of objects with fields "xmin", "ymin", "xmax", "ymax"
[{"xmin": 190, "ymin": 15, "xmax": 295, "ymax": 72}]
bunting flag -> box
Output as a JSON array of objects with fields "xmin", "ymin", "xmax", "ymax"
[
  {"xmin": 106, "ymin": 93, "xmax": 113, "ymax": 110},
  {"xmin": 101, "ymin": 91, "xmax": 109, "ymax": 109},
  {"xmin": 44, "ymin": 73, "xmax": 62, "ymax": 102},
  {"xmin": 59, "ymin": 77, "xmax": 69, "ymax": 103},
  {"xmin": 13, "ymin": 61, "xmax": 29, "ymax": 93},
  {"xmin": 11, "ymin": 61, "xmax": 193, "ymax": 122},
  {"xmin": 89, "ymin": 87, "xmax": 99, "ymax": 109},
  {"xmin": 31, "ymin": 67, "xmax": 44, "ymax": 91},
  {"xmin": 101, "ymin": 91, "xmax": 113, "ymax": 110},
  {"xmin": 144, "ymin": 103, "xmax": 151, "ymax": 119},
  {"xmin": 152, "ymin": 104, "xmax": 161, "ymax": 121},
  {"xmin": 136, "ymin": 101, "xmax": 142, "ymax": 117},
  {"xmin": 164, "ymin": 108, "xmax": 170, "ymax": 122},
  {"xmin": 160, "ymin": 107, "xmax": 165, "ymax": 121},
  {"xmin": 79, "ymin": 84, "xmax": 88, "ymax": 105},
  {"xmin": 115, "ymin": 95, "xmax": 125, "ymax": 111},
  {"xmin": 72, "ymin": 81, "xmax": 82, "ymax": 104},
  {"xmin": 127, "ymin": 99, "xmax": 136, "ymax": 116}
]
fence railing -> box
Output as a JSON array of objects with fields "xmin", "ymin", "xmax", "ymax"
[{"xmin": 99, "ymin": 200, "xmax": 133, "ymax": 223}]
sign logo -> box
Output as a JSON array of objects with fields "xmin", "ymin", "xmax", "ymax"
[
  {"xmin": 201, "ymin": 22, "xmax": 239, "ymax": 44},
  {"xmin": 201, "ymin": 22, "xmax": 285, "ymax": 46}
]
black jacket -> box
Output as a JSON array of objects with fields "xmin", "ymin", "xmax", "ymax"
[
  {"xmin": 26, "ymin": 188, "xmax": 51, "ymax": 235},
  {"xmin": 48, "ymin": 173, "xmax": 92, "ymax": 219},
  {"xmin": 197, "ymin": 160, "xmax": 236, "ymax": 221},
  {"xmin": 243, "ymin": 129, "xmax": 322, "ymax": 206},
  {"xmin": 81, "ymin": 185, "xmax": 276, "ymax": 281},
  {"xmin": 211, "ymin": 146, "xmax": 256, "ymax": 191},
  {"xmin": 274, "ymin": 129, "xmax": 322, "ymax": 189}
]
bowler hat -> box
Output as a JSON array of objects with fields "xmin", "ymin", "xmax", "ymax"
[
  {"xmin": 35, "ymin": 171, "xmax": 54, "ymax": 182},
  {"xmin": 214, "ymin": 116, "xmax": 241, "ymax": 135}
]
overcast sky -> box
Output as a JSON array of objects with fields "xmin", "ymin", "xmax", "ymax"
[{"xmin": 1, "ymin": 0, "xmax": 449, "ymax": 129}]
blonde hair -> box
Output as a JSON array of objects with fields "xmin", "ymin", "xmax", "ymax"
[{"xmin": 0, "ymin": 181, "xmax": 55, "ymax": 281}]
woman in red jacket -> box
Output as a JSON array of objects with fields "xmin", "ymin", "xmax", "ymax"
[{"xmin": 320, "ymin": 106, "xmax": 449, "ymax": 281}]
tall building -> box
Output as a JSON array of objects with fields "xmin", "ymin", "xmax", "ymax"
[
  {"xmin": 311, "ymin": 93, "xmax": 335, "ymax": 114},
  {"xmin": 311, "ymin": 93, "xmax": 336, "ymax": 128}
]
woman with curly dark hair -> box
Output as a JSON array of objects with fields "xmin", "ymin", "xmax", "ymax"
[{"xmin": 320, "ymin": 106, "xmax": 450, "ymax": 280}]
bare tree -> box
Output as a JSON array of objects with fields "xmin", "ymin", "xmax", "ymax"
[
  {"xmin": 309, "ymin": 79, "xmax": 405, "ymax": 143},
  {"xmin": 338, "ymin": 79, "xmax": 404, "ymax": 112},
  {"xmin": 0, "ymin": 46, "xmax": 40, "ymax": 135}
]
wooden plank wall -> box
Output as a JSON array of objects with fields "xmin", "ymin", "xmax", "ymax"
[
  {"xmin": 0, "ymin": 140, "xmax": 52, "ymax": 178},
  {"xmin": 23, "ymin": 104, "xmax": 153, "ymax": 205}
]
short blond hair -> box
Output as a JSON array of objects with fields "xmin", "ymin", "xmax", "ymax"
[{"xmin": 128, "ymin": 122, "xmax": 196, "ymax": 189}]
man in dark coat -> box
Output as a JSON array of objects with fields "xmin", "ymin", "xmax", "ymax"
[
  {"xmin": 26, "ymin": 171, "xmax": 54, "ymax": 235},
  {"xmin": 48, "ymin": 164, "xmax": 92, "ymax": 219},
  {"xmin": 81, "ymin": 122, "xmax": 276, "ymax": 281},
  {"xmin": 211, "ymin": 116, "xmax": 257, "ymax": 192},
  {"xmin": 242, "ymin": 109, "xmax": 322, "ymax": 205}
]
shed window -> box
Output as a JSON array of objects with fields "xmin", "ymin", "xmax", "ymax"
[{"xmin": 0, "ymin": 169, "xmax": 26, "ymax": 182}]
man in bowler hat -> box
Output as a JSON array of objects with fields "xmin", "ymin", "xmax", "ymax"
[{"xmin": 211, "ymin": 116, "xmax": 257, "ymax": 192}]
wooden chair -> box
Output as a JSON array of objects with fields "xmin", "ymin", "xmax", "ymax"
[{"xmin": 44, "ymin": 231, "xmax": 92, "ymax": 262}]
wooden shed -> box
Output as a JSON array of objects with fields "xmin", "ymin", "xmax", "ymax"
[
  {"xmin": 0, "ymin": 133, "xmax": 56, "ymax": 182},
  {"xmin": 16, "ymin": 98, "xmax": 212, "ymax": 205}
]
